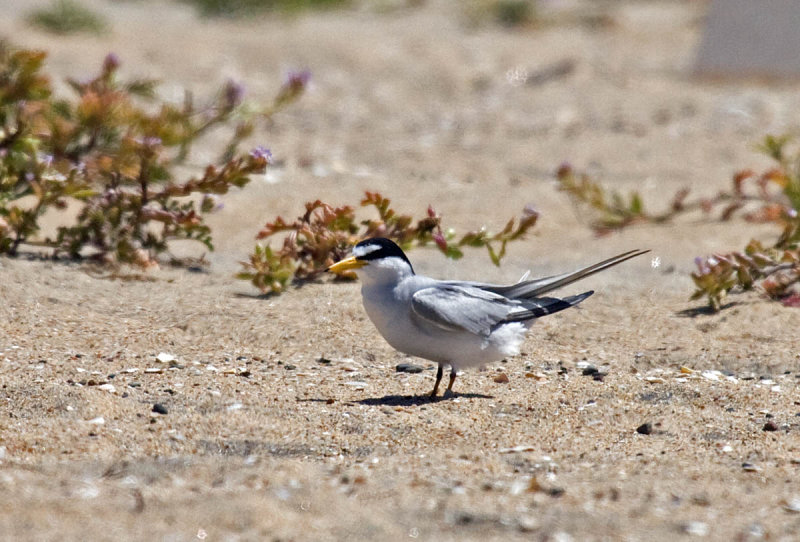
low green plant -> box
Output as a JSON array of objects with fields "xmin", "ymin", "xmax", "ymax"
[
  {"xmin": 0, "ymin": 47, "xmax": 91, "ymax": 256},
  {"xmin": 557, "ymin": 135, "xmax": 800, "ymax": 310},
  {"xmin": 688, "ymin": 136, "xmax": 800, "ymax": 309},
  {"xmin": 237, "ymin": 191, "xmax": 539, "ymax": 293},
  {"xmin": 0, "ymin": 44, "xmax": 307, "ymax": 268},
  {"xmin": 181, "ymin": 0, "xmax": 350, "ymax": 18},
  {"xmin": 464, "ymin": 0, "xmax": 538, "ymax": 29},
  {"xmin": 690, "ymin": 233, "xmax": 800, "ymax": 311},
  {"xmin": 555, "ymin": 163, "xmax": 651, "ymax": 233},
  {"xmin": 494, "ymin": 0, "xmax": 535, "ymax": 27},
  {"xmin": 28, "ymin": 0, "xmax": 109, "ymax": 35}
]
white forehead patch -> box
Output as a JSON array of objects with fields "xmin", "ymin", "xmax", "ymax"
[{"xmin": 353, "ymin": 243, "xmax": 381, "ymax": 258}]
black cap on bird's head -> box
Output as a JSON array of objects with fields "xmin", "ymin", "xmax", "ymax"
[
  {"xmin": 353, "ymin": 238, "xmax": 413, "ymax": 266},
  {"xmin": 326, "ymin": 237, "xmax": 414, "ymax": 275}
]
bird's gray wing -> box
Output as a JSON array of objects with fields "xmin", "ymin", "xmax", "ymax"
[
  {"xmin": 478, "ymin": 249, "xmax": 650, "ymax": 299},
  {"xmin": 411, "ymin": 285, "xmax": 591, "ymax": 337},
  {"xmin": 410, "ymin": 285, "xmax": 517, "ymax": 337}
]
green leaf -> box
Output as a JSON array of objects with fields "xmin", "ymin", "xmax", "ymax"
[{"xmin": 629, "ymin": 192, "xmax": 643, "ymax": 215}]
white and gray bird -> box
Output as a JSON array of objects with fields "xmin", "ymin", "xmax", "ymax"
[{"xmin": 327, "ymin": 238, "xmax": 648, "ymax": 398}]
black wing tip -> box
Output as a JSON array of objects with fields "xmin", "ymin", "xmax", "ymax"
[
  {"xmin": 503, "ymin": 290, "xmax": 594, "ymax": 323},
  {"xmin": 566, "ymin": 290, "xmax": 594, "ymax": 306}
]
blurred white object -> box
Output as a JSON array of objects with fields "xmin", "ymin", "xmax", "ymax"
[{"xmin": 695, "ymin": 0, "xmax": 800, "ymax": 80}]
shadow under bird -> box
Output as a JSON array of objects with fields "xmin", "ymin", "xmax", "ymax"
[{"xmin": 327, "ymin": 238, "xmax": 649, "ymax": 398}]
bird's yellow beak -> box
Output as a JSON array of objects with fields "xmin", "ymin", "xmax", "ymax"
[{"xmin": 326, "ymin": 256, "xmax": 367, "ymax": 275}]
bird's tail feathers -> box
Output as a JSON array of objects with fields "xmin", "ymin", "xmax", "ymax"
[{"xmin": 498, "ymin": 249, "xmax": 650, "ymax": 299}]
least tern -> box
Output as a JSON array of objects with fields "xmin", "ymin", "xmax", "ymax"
[{"xmin": 328, "ymin": 238, "xmax": 648, "ymax": 398}]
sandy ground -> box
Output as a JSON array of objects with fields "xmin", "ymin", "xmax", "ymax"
[{"xmin": 2, "ymin": 0, "xmax": 800, "ymax": 540}]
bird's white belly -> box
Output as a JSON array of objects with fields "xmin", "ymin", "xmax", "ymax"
[{"xmin": 360, "ymin": 284, "xmax": 528, "ymax": 368}]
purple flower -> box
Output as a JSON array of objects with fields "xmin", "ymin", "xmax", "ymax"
[
  {"xmin": 103, "ymin": 53, "xmax": 120, "ymax": 72},
  {"xmin": 250, "ymin": 146, "xmax": 272, "ymax": 163},
  {"xmin": 694, "ymin": 256, "xmax": 710, "ymax": 275},
  {"xmin": 224, "ymin": 79, "xmax": 246, "ymax": 109},
  {"xmin": 522, "ymin": 204, "xmax": 539, "ymax": 218},
  {"xmin": 274, "ymin": 70, "xmax": 311, "ymax": 107},
  {"xmin": 285, "ymin": 70, "xmax": 311, "ymax": 90}
]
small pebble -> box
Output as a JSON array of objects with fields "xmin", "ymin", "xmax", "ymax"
[
  {"xmin": 395, "ymin": 363, "xmax": 423, "ymax": 374},
  {"xmin": 493, "ymin": 373, "xmax": 510, "ymax": 384},
  {"xmin": 636, "ymin": 423, "xmax": 653, "ymax": 435},
  {"xmin": 499, "ymin": 445, "xmax": 536, "ymax": 454},
  {"xmin": 763, "ymin": 421, "xmax": 779, "ymax": 432},
  {"xmin": 453, "ymin": 511, "xmax": 476, "ymax": 526},
  {"xmin": 156, "ymin": 352, "xmax": 176, "ymax": 364},
  {"xmin": 782, "ymin": 497, "xmax": 800, "ymax": 513},
  {"xmin": 517, "ymin": 515, "xmax": 539, "ymax": 532},
  {"xmin": 344, "ymin": 381, "xmax": 367, "ymax": 389},
  {"xmin": 682, "ymin": 521, "xmax": 709, "ymax": 536},
  {"xmin": 742, "ymin": 462, "xmax": 761, "ymax": 472},
  {"xmin": 152, "ymin": 403, "xmax": 168, "ymax": 415}
]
